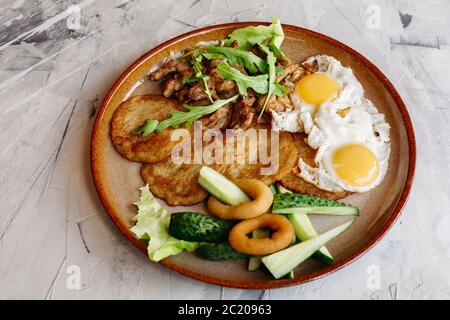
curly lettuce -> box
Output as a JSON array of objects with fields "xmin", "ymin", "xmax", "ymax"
[{"xmin": 130, "ymin": 185, "xmax": 199, "ymax": 262}]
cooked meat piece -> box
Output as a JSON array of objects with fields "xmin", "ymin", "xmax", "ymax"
[
  {"xmin": 277, "ymin": 63, "xmax": 301, "ymax": 83},
  {"xmin": 230, "ymin": 95, "xmax": 257, "ymax": 129},
  {"xmin": 233, "ymin": 64, "xmax": 247, "ymax": 75},
  {"xmin": 303, "ymin": 60, "xmax": 319, "ymax": 74},
  {"xmin": 276, "ymin": 62, "xmax": 319, "ymax": 91},
  {"xmin": 218, "ymin": 81, "xmax": 238, "ymax": 95},
  {"xmin": 209, "ymin": 69, "xmax": 238, "ymax": 98},
  {"xmin": 203, "ymin": 103, "xmax": 232, "ymax": 130},
  {"xmin": 209, "ymin": 58, "xmax": 225, "ymax": 69},
  {"xmin": 275, "ymin": 95, "xmax": 294, "ymax": 111},
  {"xmin": 256, "ymin": 94, "xmax": 295, "ymax": 113},
  {"xmin": 175, "ymin": 87, "xmax": 190, "ymax": 102},
  {"xmin": 188, "ymin": 82, "xmax": 208, "ymax": 101},
  {"xmin": 190, "ymin": 98, "xmax": 211, "ymax": 106},
  {"xmin": 162, "ymin": 74, "xmax": 183, "ymax": 97},
  {"xmin": 216, "ymin": 79, "xmax": 235, "ymax": 92},
  {"xmin": 149, "ymin": 59, "xmax": 193, "ymax": 81}
]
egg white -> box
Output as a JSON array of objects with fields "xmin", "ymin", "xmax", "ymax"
[
  {"xmin": 270, "ymin": 54, "xmax": 391, "ymax": 193},
  {"xmin": 298, "ymin": 99, "xmax": 391, "ymax": 193},
  {"xmin": 291, "ymin": 55, "xmax": 364, "ymax": 134}
]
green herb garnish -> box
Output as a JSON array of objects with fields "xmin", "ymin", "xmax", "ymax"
[
  {"xmin": 257, "ymin": 44, "xmax": 289, "ymax": 118},
  {"xmin": 191, "ymin": 55, "xmax": 213, "ymax": 103},
  {"xmin": 131, "ymin": 96, "xmax": 238, "ymax": 135},
  {"xmin": 216, "ymin": 63, "xmax": 268, "ymax": 96},
  {"xmin": 205, "ymin": 46, "xmax": 267, "ymax": 74},
  {"xmin": 131, "ymin": 119, "xmax": 159, "ymax": 137},
  {"xmin": 258, "ymin": 44, "xmax": 276, "ymax": 118},
  {"xmin": 224, "ymin": 17, "xmax": 285, "ymax": 59}
]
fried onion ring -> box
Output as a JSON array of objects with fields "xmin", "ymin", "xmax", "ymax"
[
  {"xmin": 228, "ymin": 214, "xmax": 294, "ymax": 255},
  {"xmin": 207, "ymin": 179, "xmax": 273, "ymax": 220}
]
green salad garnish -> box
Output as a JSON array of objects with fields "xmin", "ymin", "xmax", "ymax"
[{"xmin": 133, "ymin": 17, "xmax": 288, "ymax": 135}]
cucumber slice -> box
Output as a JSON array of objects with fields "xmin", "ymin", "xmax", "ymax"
[
  {"xmin": 196, "ymin": 243, "xmax": 248, "ymax": 261},
  {"xmin": 198, "ymin": 166, "xmax": 250, "ymax": 205},
  {"xmin": 248, "ymin": 257, "xmax": 262, "ymax": 272},
  {"xmin": 286, "ymin": 270, "xmax": 294, "ymax": 279},
  {"xmin": 276, "ymin": 183, "xmax": 334, "ymax": 264},
  {"xmin": 272, "ymin": 193, "xmax": 359, "ymax": 216},
  {"xmin": 276, "ymin": 183, "xmax": 292, "ymax": 194},
  {"xmin": 289, "ymin": 213, "xmax": 334, "ymax": 264},
  {"xmin": 247, "ymin": 229, "xmax": 270, "ymax": 271},
  {"xmin": 262, "ymin": 220, "xmax": 354, "ymax": 279},
  {"xmin": 269, "ymin": 184, "xmax": 278, "ymax": 195},
  {"xmin": 169, "ymin": 212, "xmax": 235, "ymax": 242}
]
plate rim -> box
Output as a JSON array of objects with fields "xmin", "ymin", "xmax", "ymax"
[{"xmin": 90, "ymin": 22, "xmax": 416, "ymax": 289}]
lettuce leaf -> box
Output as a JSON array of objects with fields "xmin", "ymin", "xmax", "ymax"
[
  {"xmin": 205, "ymin": 46, "xmax": 267, "ymax": 74},
  {"xmin": 130, "ymin": 185, "xmax": 199, "ymax": 262},
  {"xmin": 224, "ymin": 17, "xmax": 285, "ymax": 59},
  {"xmin": 216, "ymin": 63, "xmax": 268, "ymax": 96}
]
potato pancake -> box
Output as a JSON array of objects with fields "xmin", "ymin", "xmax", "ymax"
[
  {"xmin": 211, "ymin": 124, "xmax": 297, "ymax": 185},
  {"xmin": 111, "ymin": 95, "xmax": 190, "ymax": 163}
]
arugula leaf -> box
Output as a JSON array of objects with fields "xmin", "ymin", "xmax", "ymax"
[
  {"xmin": 216, "ymin": 63, "xmax": 268, "ymax": 96},
  {"xmin": 191, "ymin": 55, "xmax": 213, "ymax": 103},
  {"xmin": 224, "ymin": 17, "xmax": 285, "ymax": 59},
  {"xmin": 202, "ymin": 52, "xmax": 227, "ymax": 61},
  {"xmin": 131, "ymin": 119, "xmax": 159, "ymax": 137},
  {"xmin": 258, "ymin": 44, "xmax": 277, "ymax": 118},
  {"xmin": 181, "ymin": 75, "xmax": 198, "ymax": 84},
  {"xmin": 156, "ymin": 96, "xmax": 237, "ymax": 131},
  {"xmin": 178, "ymin": 48, "xmax": 202, "ymax": 60},
  {"xmin": 275, "ymin": 66, "xmax": 285, "ymax": 76},
  {"xmin": 132, "ymin": 96, "xmax": 238, "ymax": 135},
  {"xmin": 205, "ymin": 46, "xmax": 267, "ymax": 74},
  {"xmin": 273, "ymin": 82, "xmax": 289, "ymax": 96}
]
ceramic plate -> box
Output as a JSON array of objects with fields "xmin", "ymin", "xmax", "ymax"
[{"xmin": 91, "ymin": 22, "xmax": 416, "ymax": 289}]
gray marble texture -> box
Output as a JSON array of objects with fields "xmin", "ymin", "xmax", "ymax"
[{"xmin": 0, "ymin": 0, "xmax": 449, "ymax": 300}]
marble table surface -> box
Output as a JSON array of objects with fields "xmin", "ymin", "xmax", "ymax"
[{"xmin": 0, "ymin": 0, "xmax": 449, "ymax": 300}]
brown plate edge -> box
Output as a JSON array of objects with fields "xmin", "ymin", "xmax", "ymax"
[{"xmin": 90, "ymin": 22, "xmax": 416, "ymax": 289}]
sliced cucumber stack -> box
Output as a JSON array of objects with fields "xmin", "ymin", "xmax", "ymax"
[
  {"xmin": 289, "ymin": 213, "xmax": 334, "ymax": 264},
  {"xmin": 262, "ymin": 220, "xmax": 354, "ymax": 279},
  {"xmin": 272, "ymin": 193, "xmax": 359, "ymax": 216},
  {"xmin": 276, "ymin": 184, "xmax": 334, "ymax": 264},
  {"xmin": 198, "ymin": 166, "xmax": 250, "ymax": 205}
]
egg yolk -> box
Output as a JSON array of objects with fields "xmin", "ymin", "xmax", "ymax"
[
  {"xmin": 296, "ymin": 73, "xmax": 340, "ymax": 107},
  {"xmin": 332, "ymin": 144, "xmax": 379, "ymax": 187}
]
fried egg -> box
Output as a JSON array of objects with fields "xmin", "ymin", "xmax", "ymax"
[
  {"xmin": 291, "ymin": 55, "xmax": 364, "ymax": 134},
  {"xmin": 298, "ymin": 97, "xmax": 390, "ymax": 193},
  {"xmin": 286, "ymin": 55, "xmax": 391, "ymax": 193}
]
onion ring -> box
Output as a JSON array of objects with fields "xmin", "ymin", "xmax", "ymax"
[
  {"xmin": 207, "ymin": 179, "xmax": 273, "ymax": 220},
  {"xmin": 228, "ymin": 214, "xmax": 294, "ymax": 255}
]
